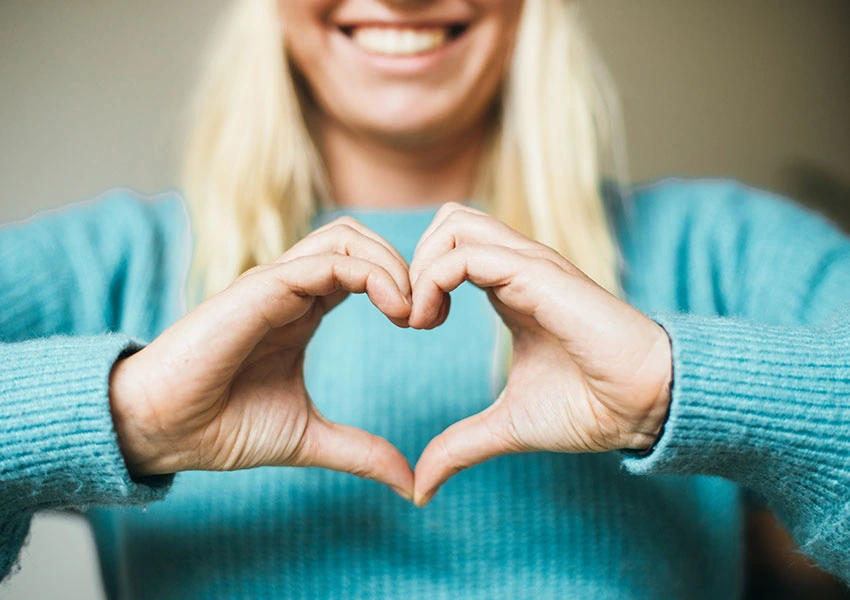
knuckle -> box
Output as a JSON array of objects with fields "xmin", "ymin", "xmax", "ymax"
[
  {"xmin": 544, "ymin": 257, "xmax": 576, "ymax": 281},
  {"xmin": 287, "ymin": 411, "xmax": 316, "ymax": 466},
  {"xmin": 332, "ymin": 225, "xmax": 360, "ymax": 253},
  {"xmin": 434, "ymin": 202, "xmax": 454, "ymax": 217},
  {"xmin": 354, "ymin": 436, "xmax": 379, "ymax": 479},
  {"xmin": 454, "ymin": 243, "xmax": 476, "ymax": 262},
  {"xmin": 494, "ymin": 414, "xmax": 527, "ymax": 453},
  {"xmin": 331, "ymin": 216, "xmax": 361, "ymax": 230},
  {"xmin": 233, "ymin": 263, "xmax": 267, "ymax": 285},
  {"xmin": 435, "ymin": 435, "xmax": 464, "ymax": 475},
  {"xmin": 328, "ymin": 223, "xmax": 358, "ymax": 246},
  {"xmin": 333, "ymin": 222, "xmax": 357, "ymax": 235},
  {"xmin": 444, "ymin": 207, "xmax": 468, "ymax": 227},
  {"xmin": 435, "ymin": 201, "xmax": 463, "ymax": 221}
]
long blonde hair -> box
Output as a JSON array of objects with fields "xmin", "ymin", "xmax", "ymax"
[{"xmin": 182, "ymin": 0, "xmax": 626, "ymax": 305}]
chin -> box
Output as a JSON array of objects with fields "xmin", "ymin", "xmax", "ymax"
[{"xmin": 343, "ymin": 92, "xmax": 486, "ymax": 149}]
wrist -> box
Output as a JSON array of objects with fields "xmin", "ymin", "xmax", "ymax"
[
  {"xmin": 109, "ymin": 353, "xmax": 181, "ymax": 477},
  {"xmin": 620, "ymin": 325, "xmax": 673, "ymax": 453}
]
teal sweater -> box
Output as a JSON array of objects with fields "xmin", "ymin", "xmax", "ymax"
[{"xmin": 1, "ymin": 180, "xmax": 849, "ymax": 598}]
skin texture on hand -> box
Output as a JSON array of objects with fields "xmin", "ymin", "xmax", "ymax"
[
  {"xmin": 406, "ymin": 203, "xmax": 672, "ymax": 506},
  {"xmin": 109, "ymin": 216, "xmax": 416, "ymax": 500},
  {"xmin": 108, "ymin": 207, "xmax": 672, "ymax": 507}
]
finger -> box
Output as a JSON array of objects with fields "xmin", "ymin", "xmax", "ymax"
[
  {"xmin": 410, "ymin": 203, "xmax": 490, "ymax": 287},
  {"xmin": 301, "ymin": 216, "xmax": 409, "ymax": 267},
  {"xmin": 422, "ymin": 292, "xmax": 451, "ymax": 331},
  {"xmin": 170, "ymin": 256, "xmax": 410, "ymax": 376},
  {"xmin": 230, "ymin": 254, "xmax": 411, "ymax": 349},
  {"xmin": 279, "ymin": 253, "xmax": 410, "ymax": 320},
  {"xmin": 301, "ymin": 415, "xmax": 415, "ymax": 500},
  {"xmin": 413, "ymin": 401, "xmax": 518, "ymax": 507},
  {"xmin": 410, "ymin": 203, "xmax": 563, "ymax": 288},
  {"xmin": 412, "ymin": 201, "xmax": 488, "ymax": 262},
  {"xmin": 410, "ymin": 244, "xmax": 553, "ymax": 328},
  {"xmin": 280, "ymin": 220, "xmax": 411, "ymax": 300}
]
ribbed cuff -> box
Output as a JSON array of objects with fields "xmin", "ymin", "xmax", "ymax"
[
  {"xmin": 0, "ymin": 513, "xmax": 31, "ymax": 580},
  {"xmin": 622, "ymin": 313, "xmax": 850, "ymax": 543},
  {"xmin": 0, "ymin": 334, "xmax": 173, "ymax": 517}
]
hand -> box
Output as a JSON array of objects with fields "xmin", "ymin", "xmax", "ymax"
[
  {"xmin": 109, "ymin": 216, "xmax": 415, "ymax": 499},
  {"xmin": 408, "ymin": 203, "xmax": 672, "ymax": 506}
]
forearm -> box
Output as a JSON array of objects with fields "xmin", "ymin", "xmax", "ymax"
[
  {"xmin": 624, "ymin": 310, "xmax": 850, "ymax": 581},
  {"xmin": 0, "ymin": 336, "xmax": 172, "ymax": 513},
  {"xmin": 0, "ymin": 335, "xmax": 175, "ymax": 581}
]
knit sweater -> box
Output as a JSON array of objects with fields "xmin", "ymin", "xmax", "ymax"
[{"xmin": 1, "ymin": 179, "xmax": 848, "ymax": 599}]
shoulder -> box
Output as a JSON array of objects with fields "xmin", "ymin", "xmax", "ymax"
[
  {"xmin": 68, "ymin": 186, "xmax": 190, "ymax": 243},
  {"xmin": 3, "ymin": 187, "xmax": 190, "ymax": 251},
  {"xmin": 610, "ymin": 176, "xmax": 847, "ymax": 259},
  {"xmin": 611, "ymin": 177, "xmax": 850, "ymax": 321},
  {"xmin": 0, "ymin": 188, "xmax": 193, "ymax": 341},
  {"xmin": 86, "ymin": 188, "xmax": 193, "ymax": 331},
  {"xmin": 621, "ymin": 176, "xmax": 840, "ymax": 238}
]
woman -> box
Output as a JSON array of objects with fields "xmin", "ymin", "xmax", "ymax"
[{"xmin": 1, "ymin": 0, "xmax": 848, "ymax": 597}]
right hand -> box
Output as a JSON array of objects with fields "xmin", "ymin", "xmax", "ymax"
[{"xmin": 109, "ymin": 216, "xmax": 415, "ymax": 499}]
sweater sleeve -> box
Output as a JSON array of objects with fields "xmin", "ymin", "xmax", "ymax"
[
  {"xmin": 0, "ymin": 335, "xmax": 173, "ymax": 579},
  {"xmin": 620, "ymin": 181, "xmax": 850, "ymax": 581},
  {"xmin": 0, "ymin": 190, "xmax": 189, "ymax": 581}
]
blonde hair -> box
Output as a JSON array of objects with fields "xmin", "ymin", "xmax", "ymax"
[{"xmin": 182, "ymin": 0, "xmax": 626, "ymax": 305}]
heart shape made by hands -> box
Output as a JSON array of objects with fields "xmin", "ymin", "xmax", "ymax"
[{"xmin": 111, "ymin": 203, "xmax": 671, "ymax": 508}]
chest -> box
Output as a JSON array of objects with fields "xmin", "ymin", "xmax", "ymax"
[{"xmin": 304, "ymin": 282, "xmax": 502, "ymax": 459}]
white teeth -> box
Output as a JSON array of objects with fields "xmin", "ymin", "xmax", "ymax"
[{"xmin": 351, "ymin": 27, "xmax": 448, "ymax": 56}]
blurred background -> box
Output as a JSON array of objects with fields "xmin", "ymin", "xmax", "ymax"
[{"xmin": 0, "ymin": 1, "xmax": 848, "ymax": 598}]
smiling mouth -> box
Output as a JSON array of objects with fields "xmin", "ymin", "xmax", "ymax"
[{"xmin": 339, "ymin": 24, "xmax": 469, "ymax": 57}]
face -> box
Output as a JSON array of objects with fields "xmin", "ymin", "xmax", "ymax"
[{"xmin": 279, "ymin": 0, "xmax": 523, "ymax": 148}]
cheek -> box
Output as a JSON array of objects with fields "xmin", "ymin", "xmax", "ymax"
[
  {"xmin": 278, "ymin": 0, "xmax": 336, "ymax": 73},
  {"xmin": 474, "ymin": 0, "xmax": 525, "ymax": 36},
  {"xmin": 465, "ymin": 0, "xmax": 523, "ymax": 84},
  {"xmin": 460, "ymin": 5, "xmax": 522, "ymax": 105}
]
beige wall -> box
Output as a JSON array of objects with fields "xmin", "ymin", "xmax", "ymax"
[
  {"xmin": 1, "ymin": 2, "xmax": 848, "ymax": 598},
  {"xmin": 0, "ymin": 0, "xmax": 229, "ymax": 222},
  {"xmin": 587, "ymin": 0, "xmax": 850, "ymax": 224}
]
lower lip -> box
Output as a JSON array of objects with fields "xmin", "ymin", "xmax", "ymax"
[{"xmin": 334, "ymin": 29, "xmax": 468, "ymax": 76}]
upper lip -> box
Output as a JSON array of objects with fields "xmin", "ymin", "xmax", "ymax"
[{"xmin": 335, "ymin": 20, "xmax": 470, "ymax": 28}]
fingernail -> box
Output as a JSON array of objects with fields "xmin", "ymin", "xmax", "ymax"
[
  {"xmin": 391, "ymin": 485, "xmax": 413, "ymax": 502},
  {"xmin": 413, "ymin": 489, "xmax": 434, "ymax": 508}
]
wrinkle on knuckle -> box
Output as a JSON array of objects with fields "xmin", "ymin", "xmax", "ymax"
[
  {"xmin": 288, "ymin": 411, "xmax": 314, "ymax": 467},
  {"xmin": 484, "ymin": 412, "xmax": 521, "ymax": 454},
  {"xmin": 435, "ymin": 435, "xmax": 464, "ymax": 475},
  {"xmin": 333, "ymin": 216, "xmax": 359, "ymax": 229},
  {"xmin": 355, "ymin": 435, "xmax": 379, "ymax": 480},
  {"xmin": 235, "ymin": 264, "xmax": 265, "ymax": 284},
  {"xmin": 435, "ymin": 202, "xmax": 457, "ymax": 220},
  {"xmin": 445, "ymin": 208, "xmax": 468, "ymax": 229}
]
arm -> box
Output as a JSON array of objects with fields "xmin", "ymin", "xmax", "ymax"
[
  {"xmin": 0, "ymin": 335, "xmax": 173, "ymax": 580},
  {"xmin": 0, "ymin": 189, "xmax": 189, "ymax": 343},
  {"xmin": 0, "ymin": 190, "xmax": 188, "ymax": 579},
  {"xmin": 1, "ymin": 208, "xmax": 417, "ymax": 582},
  {"xmin": 628, "ymin": 310, "xmax": 850, "ymax": 579},
  {"xmin": 620, "ymin": 181, "xmax": 850, "ymax": 582},
  {"xmin": 405, "ymin": 192, "xmax": 850, "ymax": 583}
]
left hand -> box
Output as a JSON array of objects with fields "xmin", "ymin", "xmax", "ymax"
[{"xmin": 408, "ymin": 203, "xmax": 673, "ymax": 506}]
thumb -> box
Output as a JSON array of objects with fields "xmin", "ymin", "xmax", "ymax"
[
  {"xmin": 413, "ymin": 401, "xmax": 517, "ymax": 507},
  {"xmin": 299, "ymin": 414, "xmax": 415, "ymax": 501}
]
